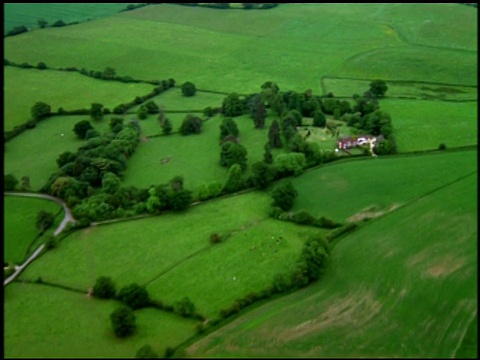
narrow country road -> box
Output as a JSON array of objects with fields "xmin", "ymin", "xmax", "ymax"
[{"xmin": 4, "ymin": 192, "xmax": 77, "ymax": 286}]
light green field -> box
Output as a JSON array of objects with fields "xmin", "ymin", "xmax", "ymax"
[
  {"xmin": 292, "ymin": 150, "xmax": 478, "ymax": 222},
  {"xmin": 122, "ymin": 114, "xmax": 272, "ymax": 192},
  {"xmin": 379, "ymin": 99, "xmax": 478, "ymax": 152},
  {"xmin": 4, "ymin": 3, "xmax": 130, "ymax": 34},
  {"xmin": 4, "ymin": 115, "xmax": 111, "ymax": 191},
  {"xmin": 4, "ymin": 66, "xmax": 154, "ymax": 131},
  {"xmin": 184, "ymin": 171, "xmax": 477, "ymax": 358},
  {"xmin": 4, "ymin": 196, "xmax": 63, "ymax": 264},
  {"xmin": 4, "ymin": 283, "xmax": 197, "ymax": 358},
  {"xmin": 323, "ymin": 77, "xmax": 478, "ymax": 100},
  {"xmin": 5, "ymin": 4, "xmax": 475, "ymax": 94}
]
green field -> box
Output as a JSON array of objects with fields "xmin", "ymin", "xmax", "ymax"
[
  {"xmin": 4, "ymin": 196, "xmax": 63, "ymax": 264},
  {"xmin": 183, "ymin": 171, "xmax": 477, "ymax": 358},
  {"xmin": 4, "ymin": 3, "xmax": 131, "ymax": 34},
  {"xmin": 4, "ymin": 66, "xmax": 154, "ymax": 131},
  {"xmin": 4, "ymin": 3, "xmax": 477, "ymax": 358},
  {"xmin": 291, "ymin": 150, "xmax": 478, "ymax": 222}
]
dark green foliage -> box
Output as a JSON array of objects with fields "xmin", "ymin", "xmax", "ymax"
[
  {"xmin": 85, "ymin": 129, "xmax": 101, "ymax": 139},
  {"xmin": 20, "ymin": 176, "xmax": 31, "ymax": 191},
  {"xmin": 117, "ymin": 283, "xmax": 150, "ymax": 310},
  {"xmin": 272, "ymin": 273, "xmax": 293, "ymax": 293},
  {"xmin": 312, "ymin": 110, "xmax": 326, "ymax": 127},
  {"xmin": 36, "ymin": 62, "xmax": 47, "ymax": 70},
  {"xmin": 52, "ymin": 19, "xmax": 66, "ymax": 27},
  {"xmin": 223, "ymin": 164, "xmax": 244, "ymax": 193},
  {"xmin": 162, "ymin": 118, "xmax": 173, "ymax": 135},
  {"xmin": 251, "ymin": 161, "xmax": 276, "ymax": 189},
  {"xmin": 73, "ymin": 120, "xmax": 94, "ymax": 140},
  {"xmin": 180, "ymin": 114, "xmax": 203, "ymax": 135},
  {"xmin": 203, "ymin": 106, "xmax": 219, "ymax": 118},
  {"xmin": 210, "ymin": 233, "xmax": 222, "ymax": 244},
  {"xmin": 145, "ymin": 100, "xmax": 159, "ymax": 114},
  {"xmin": 137, "ymin": 105, "xmax": 148, "ymax": 120},
  {"xmin": 7, "ymin": 25, "xmax": 28, "ymax": 36},
  {"xmin": 102, "ymin": 67, "xmax": 116, "ymax": 80},
  {"xmin": 31, "ymin": 101, "xmax": 51, "ymax": 120},
  {"xmin": 110, "ymin": 306, "xmax": 136, "ymax": 337},
  {"xmin": 219, "ymin": 117, "xmax": 239, "ymax": 142},
  {"xmin": 44, "ymin": 236, "xmax": 56, "ymax": 250},
  {"xmin": 181, "ymin": 81, "xmax": 196, "ymax": 97},
  {"xmin": 263, "ymin": 142, "xmax": 273, "ymax": 164},
  {"xmin": 109, "ymin": 117, "xmax": 124, "ymax": 133},
  {"xmin": 273, "ymin": 152, "xmax": 306, "ymax": 177},
  {"xmin": 90, "ymin": 103, "xmax": 104, "ymax": 121},
  {"xmin": 92, "ymin": 276, "xmax": 116, "ymax": 299},
  {"xmin": 36, "ymin": 210, "xmax": 54, "ymax": 232},
  {"xmin": 369, "ymin": 79, "xmax": 388, "ymax": 98},
  {"xmin": 268, "ymin": 119, "xmax": 283, "ymax": 148},
  {"xmin": 296, "ymin": 237, "xmax": 330, "ymax": 282},
  {"xmin": 270, "ymin": 181, "xmax": 297, "ymax": 211},
  {"xmin": 439, "ymin": 143, "xmax": 447, "ymax": 150},
  {"xmin": 4, "ymin": 174, "xmax": 19, "ymax": 191},
  {"xmin": 220, "ymin": 141, "xmax": 248, "ymax": 170},
  {"xmin": 222, "ymin": 93, "xmax": 246, "ymax": 117},
  {"xmin": 136, "ymin": 344, "xmax": 158, "ymax": 358},
  {"xmin": 173, "ymin": 297, "xmax": 196, "ymax": 317},
  {"xmin": 169, "ymin": 189, "xmax": 193, "ymax": 211},
  {"xmin": 113, "ymin": 103, "xmax": 128, "ymax": 114}
]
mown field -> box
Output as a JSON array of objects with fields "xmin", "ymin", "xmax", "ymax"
[
  {"xmin": 4, "ymin": 196, "xmax": 63, "ymax": 264},
  {"xmin": 183, "ymin": 171, "xmax": 477, "ymax": 358},
  {"xmin": 4, "ymin": 3, "xmax": 477, "ymax": 359},
  {"xmin": 4, "ymin": 3, "xmax": 131, "ymax": 34}
]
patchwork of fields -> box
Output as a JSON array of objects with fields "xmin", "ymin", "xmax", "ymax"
[{"xmin": 4, "ymin": 3, "xmax": 477, "ymax": 359}]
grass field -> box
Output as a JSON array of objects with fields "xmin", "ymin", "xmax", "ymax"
[
  {"xmin": 4, "ymin": 66, "xmax": 154, "ymax": 131},
  {"xmin": 4, "ymin": 196, "xmax": 63, "ymax": 264},
  {"xmin": 183, "ymin": 171, "xmax": 477, "ymax": 358},
  {"xmin": 4, "ymin": 3, "xmax": 130, "ymax": 34},
  {"xmin": 4, "ymin": 282, "xmax": 197, "ymax": 358},
  {"xmin": 291, "ymin": 149, "xmax": 478, "ymax": 222}
]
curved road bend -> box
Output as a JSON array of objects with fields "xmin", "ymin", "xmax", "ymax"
[{"xmin": 4, "ymin": 192, "xmax": 77, "ymax": 286}]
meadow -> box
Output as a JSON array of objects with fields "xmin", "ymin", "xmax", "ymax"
[
  {"xmin": 4, "ymin": 3, "xmax": 477, "ymax": 358},
  {"xmin": 4, "ymin": 196, "xmax": 63, "ymax": 264},
  {"xmin": 183, "ymin": 171, "xmax": 477, "ymax": 358}
]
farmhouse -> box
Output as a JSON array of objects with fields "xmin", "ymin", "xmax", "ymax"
[{"xmin": 336, "ymin": 135, "xmax": 376, "ymax": 150}]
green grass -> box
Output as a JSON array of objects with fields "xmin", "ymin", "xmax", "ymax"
[
  {"xmin": 4, "ymin": 196, "xmax": 63, "ymax": 264},
  {"xmin": 4, "ymin": 282, "xmax": 197, "ymax": 358},
  {"xmin": 183, "ymin": 171, "xmax": 477, "ymax": 358},
  {"xmin": 379, "ymin": 99, "xmax": 478, "ymax": 152},
  {"xmin": 4, "ymin": 115, "xmax": 111, "ymax": 191},
  {"xmin": 291, "ymin": 150, "xmax": 478, "ymax": 223},
  {"xmin": 4, "ymin": 3, "xmax": 130, "ymax": 34},
  {"xmin": 4, "ymin": 66, "xmax": 154, "ymax": 131}
]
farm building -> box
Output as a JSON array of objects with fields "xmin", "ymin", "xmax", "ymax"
[{"xmin": 336, "ymin": 135, "xmax": 376, "ymax": 150}]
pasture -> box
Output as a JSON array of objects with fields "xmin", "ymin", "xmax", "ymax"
[
  {"xmin": 4, "ymin": 66, "xmax": 154, "ymax": 131},
  {"xmin": 4, "ymin": 283, "xmax": 197, "ymax": 358},
  {"xmin": 4, "ymin": 3, "xmax": 130, "ymax": 34},
  {"xmin": 4, "ymin": 196, "xmax": 63, "ymax": 264},
  {"xmin": 291, "ymin": 149, "xmax": 478, "ymax": 222},
  {"xmin": 183, "ymin": 171, "xmax": 477, "ymax": 358}
]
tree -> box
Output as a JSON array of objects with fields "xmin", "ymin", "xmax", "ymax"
[
  {"xmin": 52, "ymin": 19, "xmax": 66, "ymax": 27},
  {"xmin": 169, "ymin": 189, "xmax": 193, "ymax": 211},
  {"xmin": 268, "ymin": 119, "xmax": 282, "ymax": 148},
  {"xmin": 253, "ymin": 100, "xmax": 267, "ymax": 129},
  {"xmin": 36, "ymin": 61, "xmax": 47, "ymax": 70},
  {"xmin": 90, "ymin": 103, "xmax": 104, "ymax": 121},
  {"xmin": 136, "ymin": 344, "xmax": 158, "ymax": 358},
  {"xmin": 369, "ymin": 79, "xmax": 388, "ymax": 98},
  {"xmin": 4, "ymin": 174, "xmax": 19, "ymax": 191},
  {"xmin": 173, "ymin": 297, "xmax": 196, "ymax": 317},
  {"xmin": 37, "ymin": 19, "xmax": 48, "ymax": 28},
  {"xmin": 31, "ymin": 101, "xmax": 51, "ymax": 120},
  {"xmin": 296, "ymin": 237, "xmax": 330, "ymax": 282},
  {"xmin": 312, "ymin": 110, "xmax": 326, "ymax": 127},
  {"xmin": 36, "ymin": 210, "xmax": 55, "ymax": 232},
  {"xmin": 145, "ymin": 100, "xmax": 159, "ymax": 114},
  {"xmin": 102, "ymin": 172, "xmax": 121, "ymax": 194},
  {"xmin": 162, "ymin": 117, "xmax": 172, "ymax": 135},
  {"xmin": 137, "ymin": 105, "xmax": 148, "ymax": 120},
  {"xmin": 73, "ymin": 120, "xmax": 94, "ymax": 140},
  {"xmin": 223, "ymin": 164, "xmax": 244, "ymax": 193},
  {"xmin": 102, "ymin": 66, "xmax": 116, "ymax": 80},
  {"xmin": 181, "ymin": 81, "xmax": 196, "ymax": 97},
  {"xmin": 220, "ymin": 141, "xmax": 248, "ymax": 171},
  {"xmin": 222, "ymin": 93, "xmax": 245, "ymax": 117},
  {"xmin": 251, "ymin": 161, "xmax": 276, "ymax": 189},
  {"xmin": 270, "ymin": 181, "xmax": 297, "ymax": 211},
  {"xmin": 21, "ymin": 176, "xmax": 31, "ymax": 191},
  {"xmin": 273, "ymin": 152, "xmax": 306, "ymax": 177},
  {"xmin": 263, "ymin": 142, "xmax": 273, "ymax": 164},
  {"xmin": 110, "ymin": 306, "xmax": 136, "ymax": 337},
  {"xmin": 92, "ymin": 276, "xmax": 116, "ymax": 299},
  {"xmin": 117, "ymin": 283, "xmax": 150, "ymax": 309},
  {"xmin": 179, "ymin": 114, "xmax": 203, "ymax": 135},
  {"xmin": 219, "ymin": 117, "xmax": 239, "ymax": 142},
  {"xmin": 109, "ymin": 117, "xmax": 124, "ymax": 133}
]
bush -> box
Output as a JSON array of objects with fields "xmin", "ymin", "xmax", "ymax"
[
  {"xmin": 92, "ymin": 276, "xmax": 116, "ymax": 299},
  {"xmin": 181, "ymin": 81, "xmax": 196, "ymax": 97},
  {"xmin": 110, "ymin": 306, "xmax": 136, "ymax": 337},
  {"xmin": 117, "ymin": 283, "xmax": 150, "ymax": 309},
  {"xmin": 136, "ymin": 344, "xmax": 158, "ymax": 358},
  {"xmin": 210, "ymin": 233, "xmax": 222, "ymax": 244},
  {"xmin": 179, "ymin": 114, "xmax": 203, "ymax": 135},
  {"xmin": 438, "ymin": 143, "xmax": 447, "ymax": 150}
]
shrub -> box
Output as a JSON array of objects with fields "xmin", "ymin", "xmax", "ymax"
[
  {"xmin": 110, "ymin": 306, "xmax": 136, "ymax": 337},
  {"xmin": 438, "ymin": 143, "xmax": 447, "ymax": 150},
  {"xmin": 181, "ymin": 81, "xmax": 196, "ymax": 97},
  {"xmin": 117, "ymin": 283, "xmax": 150, "ymax": 309},
  {"xmin": 92, "ymin": 276, "xmax": 116, "ymax": 299}
]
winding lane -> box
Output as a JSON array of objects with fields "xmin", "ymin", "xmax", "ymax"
[{"xmin": 4, "ymin": 192, "xmax": 77, "ymax": 286}]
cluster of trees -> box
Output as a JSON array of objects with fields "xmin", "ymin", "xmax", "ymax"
[
  {"xmin": 175, "ymin": 3, "xmax": 279, "ymax": 10},
  {"xmin": 5, "ymin": 19, "xmax": 76, "ymax": 37}
]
